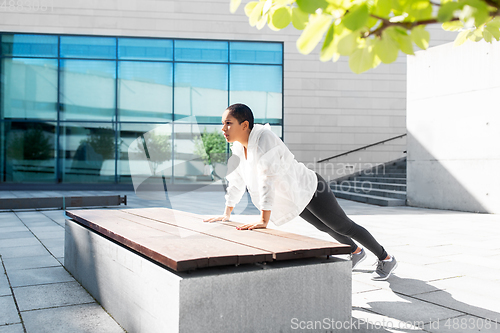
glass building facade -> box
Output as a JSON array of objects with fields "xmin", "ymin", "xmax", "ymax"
[{"xmin": 0, "ymin": 33, "xmax": 283, "ymax": 185}]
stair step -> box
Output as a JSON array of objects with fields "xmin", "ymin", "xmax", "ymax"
[
  {"xmin": 330, "ymin": 185, "xmax": 406, "ymax": 200},
  {"xmin": 332, "ymin": 190, "xmax": 406, "ymax": 206},
  {"xmin": 331, "ymin": 181, "xmax": 406, "ymax": 192},
  {"xmin": 351, "ymin": 172, "xmax": 407, "ymax": 178},
  {"xmin": 352, "ymin": 177, "xmax": 407, "ymax": 184}
]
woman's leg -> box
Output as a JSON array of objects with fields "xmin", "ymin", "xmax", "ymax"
[
  {"xmin": 299, "ymin": 207, "xmax": 357, "ymax": 252},
  {"xmin": 304, "ymin": 173, "xmax": 388, "ymax": 261}
]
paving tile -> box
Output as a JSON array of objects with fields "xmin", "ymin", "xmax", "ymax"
[
  {"xmin": 2, "ymin": 255, "xmax": 61, "ymax": 272},
  {"xmin": 0, "ymin": 244, "xmax": 51, "ymax": 259},
  {"xmin": 0, "ymin": 271, "xmax": 11, "ymax": 297},
  {"xmin": 0, "ymin": 296, "xmax": 21, "ymax": 326},
  {"xmin": 0, "ymin": 237, "xmax": 40, "ymax": 249},
  {"xmin": 352, "ymin": 308, "xmax": 426, "ymax": 332},
  {"xmin": 0, "ymin": 323, "xmax": 24, "ymax": 333},
  {"xmin": 22, "ymin": 303, "xmax": 125, "ymax": 333},
  {"xmin": 14, "ymin": 281, "xmax": 94, "ymax": 311},
  {"xmin": 8, "ymin": 266, "xmax": 74, "ymax": 288},
  {"xmin": 352, "ymin": 288, "xmax": 464, "ymax": 324},
  {"xmin": 424, "ymin": 315, "xmax": 500, "ymax": 333},
  {"xmin": 31, "ymin": 229, "xmax": 64, "ymax": 240},
  {"xmin": 413, "ymin": 290, "xmax": 500, "ymax": 322},
  {"xmin": 0, "ymin": 228, "xmax": 29, "ymax": 236}
]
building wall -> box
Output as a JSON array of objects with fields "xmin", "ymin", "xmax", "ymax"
[
  {"xmin": 0, "ymin": 0, "xmax": 457, "ymax": 181},
  {"xmin": 407, "ymin": 40, "xmax": 500, "ymax": 213}
]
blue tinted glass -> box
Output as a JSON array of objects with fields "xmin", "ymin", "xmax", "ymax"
[
  {"xmin": 118, "ymin": 38, "xmax": 173, "ymax": 60},
  {"xmin": 174, "ymin": 63, "xmax": 228, "ymax": 119},
  {"xmin": 230, "ymin": 65, "xmax": 282, "ymax": 122},
  {"xmin": 2, "ymin": 121, "xmax": 57, "ymax": 183},
  {"xmin": 1, "ymin": 34, "xmax": 58, "ymax": 57},
  {"xmin": 60, "ymin": 60, "xmax": 116, "ymax": 121},
  {"xmin": 2, "ymin": 58, "xmax": 58, "ymax": 120},
  {"xmin": 230, "ymin": 42, "xmax": 282, "ymax": 64},
  {"xmin": 60, "ymin": 122, "xmax": 116, "ymax": 183},
  {"xmin": 60, "ymin": 36, "xmax": 116, "ymax": 59},
  {"xmin": 118, "ymin": 62, "xmax": 173, "ymax": 122},
  {"xmin": 175, "ymin": 40, "xmax": 228, "ymax": 63}
]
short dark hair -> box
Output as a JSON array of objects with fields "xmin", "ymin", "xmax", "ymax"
[{"xmin": 226, "ymin": 103, "xmax": 254, "ymax": 130}]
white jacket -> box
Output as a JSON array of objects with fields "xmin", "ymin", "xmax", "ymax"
[{"xmin": 224, "ymin": 123, "xmax": 318, "ymax": 226}]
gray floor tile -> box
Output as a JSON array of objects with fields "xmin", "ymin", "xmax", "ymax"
[
  {"xmin": 32, "ymin": 229, "xmax": 64, "ymax": 240},
  {"xmin": 424, "ymin": 315, "xmax": 500, "ymax": 333},
  {"xmin": 22, "ymin": 303, "xmax": 125, "ymax": 333},
  {"xmin": 2, "ymin": 255, "xmax": 61, "ymax": 271},
  {"xmin": 0, "ymin": 296, "xmax": 21, "ymax": 326},
  {"xmin": 0, "ymin": 323, "xmax": 24, "ymax": 333},
  {"xmin": 8, "ymin": 266, "xmax": 74, "ymax": 288},
  {"xmin": 14, "ymin": 281, "xmax": 94, "ymax": 311},
  {"xmin": 0, "ymin": 237, "xmax": 40, "ymax": 249},
  {"xmin": 0, "ymin": 271, "xmax": 11, "ymax": 297},
  {"xmin": 0, "ymin": 244, "xmax": 51, "ymax": 259},
  {"xmin": 0, "ymin": 229, "xmax": 29, "ymax": 237}
]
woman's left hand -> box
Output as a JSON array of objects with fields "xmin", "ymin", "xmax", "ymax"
[{"xmin": 237, "ymin": 221, "xmax": 268, "ymax": 230}]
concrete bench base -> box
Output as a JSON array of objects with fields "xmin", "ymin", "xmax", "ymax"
[{"xmin": 64, "ymin": 219, "xmax": 352, "ymax": 333}]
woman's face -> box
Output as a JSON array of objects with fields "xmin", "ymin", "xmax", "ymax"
[{"xmin": 221, "ymin": 109, "xmax": 249, "ymax": 143}]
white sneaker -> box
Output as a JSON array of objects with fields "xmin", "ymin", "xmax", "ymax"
[
  {"xmin": 351, "ymin": 248, "xmax": 367, "ymax": 270},
  {"xmin": 371, "ymin": 255, "xmax": 398, "ymax": 281}
]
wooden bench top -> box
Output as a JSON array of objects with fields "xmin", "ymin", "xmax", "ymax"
[{"xmin": 65, "ymin": 207, "xmax": 351, "ymax": 272}]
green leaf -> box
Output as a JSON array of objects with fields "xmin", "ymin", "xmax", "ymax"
[
  {"xmin": 483, "ymin": 28, "xmax": 493, "ymax": 43},
  {"xmin": 292, "ymin": 7, "xmax": 309, "ymax": 30},
  {"xmin": 249, "ymin": 1, "xmax": 265, "ymax": 26},
  {"xmin": 320, "ymin": 23, "xmax": 335, "ymax": 61},
  {"xmin": 387, "ymin": 27, "xmax": 414, "ymax": 55},
  {"xmin": 463, "ymin": 0, "xmax": 490, "ymax": 26},
  {"xmin": 484, "ymin": 25, "xmax": 500, "ymax": 40},
  {"xmin": 374, "ymin": 0, "xmax": 392, "ymax": 17},
  {"xmin": 442, "ymin": 21, "xmax": 464, "ymax": 31},
  {"xmin": 454, "ymin": 29, "xmax": 472, "ymax": 46},
  {"xmin": 244, "ymin": 1, "xmax": 259, "ymax": 16},
  {"xmin": 349, "ymin": 40, "xmax": 380, "ymax": 74},
  {"xmin": 411, "ymin": 26, "xmax": 430, "ymax": 50},
  {"xmin": 230, "ymin": 0, "xmax": 242, "ymax": 13},
  {"xmin": 271, "ymin": 6, "xmax": 292, "ymax": 29},
  {"xmin": 374, "ymin": 31, "xmax": 399, "ymax": 63},
  {"xmin": 296, "ymin": 0, "xmax": 329, "ymax": 14},
  {"xmin": 343, "ymin": 3, "xmax": 369, "ymax": 31},
  {"xmin": 437, "ymin": 2, "xmax": 461, "ymax": 22},
  {"xmin": 467, "ymin": 28, "xmax": 483, "ymax": 41},
  {"xmin": 336, "ymin": 26, "xmax": 359, "ymax": 55},
  {"xmin": 296, "ymin": 14, "xmax": 333, "ymax": 54}
]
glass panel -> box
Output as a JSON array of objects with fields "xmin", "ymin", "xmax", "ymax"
[
  {"xmin": 174, "ymin": 40, "xmax": 228, "ymax": 63},
  {"xmin": 118, "ymin": 61, "xmax": 173, "ymax": 122},
  {"xmin": 1, "ymin": 34, "xmax": 58, "ymax": 57},
  {"xmin": 60, "ymin": 60, "xmax": 116, "ymax": 121},
  {"xmin": 1, "ymin": 121, "xmax": 56, "ymax": 182},
  {"xmin": 118, "ymin": 122, "xmax": 173, "ymax": 185},
  {"xmin": 174, "ymin": 63, "xmax": 228, "ymax": 121},
  {"xmin": 118, "ymin": 38, "xmax": 173, "ymax": 60},
  {"xmin": 230, "ymin": 42, "xmax": 282, "ymax": 64},
  {"xmin": 60, "ymin": 122, "xmax": 115, "ymax": 183},
  {"xmin": 173, "ymin": 123, "xmax": 229, "ymax": 184},
  {"xmin": 60, "ymin": 36, "xmax": 116, "ymax": 59},
  {"xmin": 230, "ymin": 65, "xmax": 282, "ymax": 124},
  {"xmin": 2, "ymin": 58, "xmax": 58, "ymax": 120}
]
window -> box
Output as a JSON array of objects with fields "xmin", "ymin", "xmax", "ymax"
[{"xmin": 0, "ymin": 33, "xmax": 283, "ymax": 185}]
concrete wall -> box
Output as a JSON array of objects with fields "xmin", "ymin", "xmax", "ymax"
[
  {"xmin": 407, "ymin": 40, "xmax": 500, "ymax": 213},
  {"xmin": 0, "ymin": 0, "xmax": 456, "ymax": 180}
]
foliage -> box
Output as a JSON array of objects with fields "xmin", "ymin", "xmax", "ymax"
[
  {"xmin": 194, "ymin": 129, "xmax": 227, "ymax": 166},
  {"xmin": 230, "ymin": 0, "xmax": 500, "ymax": 73},
  {"xmin": 80, "ymin": 127, "xmax": 116, "ymax": 160},
  {"xmin": 7, "ymin": 126, "xmax": 52, "ymax": 160},
  {"xmin": 134, "ymin": 131, "xmax": 171, "ymax": 175}
]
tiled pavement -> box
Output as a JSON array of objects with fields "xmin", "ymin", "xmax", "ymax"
[{"xmin": 0, "ymin": 190, "xmax": 499, "ymax": 332}]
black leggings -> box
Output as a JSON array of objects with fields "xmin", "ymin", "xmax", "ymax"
[{"xmin": 299, "ymin": 172, "xmax": 388, "ymax": 261}]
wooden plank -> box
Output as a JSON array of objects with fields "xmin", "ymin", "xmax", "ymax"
[
  {"xmin": 66, "ymin": 209, "xmax": 273, "ymax": 271},
  {"xmin": 122, "ymin": 207, "xmax": 351, "ymax": 259}
]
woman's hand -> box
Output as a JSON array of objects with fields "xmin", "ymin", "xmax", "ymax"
[
  {"xmin": 203, "ymin": 215, "xmax": 230, "ymax": 223},
  {"xmin": 237, "ymin": 221, "xmax": 268, "ymax": 230}
]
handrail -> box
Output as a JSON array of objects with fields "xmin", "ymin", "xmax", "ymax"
[{"xmin": 317, "ymin": 133, "xmax": 407, "ymax": 163}]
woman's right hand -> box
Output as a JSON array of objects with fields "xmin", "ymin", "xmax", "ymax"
[{"xmin": 203, "ymin": 214, "xmax": 230, "ymax": 223}]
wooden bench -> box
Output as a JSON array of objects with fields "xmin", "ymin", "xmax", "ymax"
[{"xmin": 64, "ymin": 207, "xmax": 352, "ymax": 333}]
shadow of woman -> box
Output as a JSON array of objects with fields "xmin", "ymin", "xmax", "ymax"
[{"xmin": 352, "ymin": 275, "xmax": 500, "ymax": 332}]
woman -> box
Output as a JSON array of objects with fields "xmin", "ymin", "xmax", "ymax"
[{"xmin": 203, "ymin": 104, "xmax": 397, "ymax": 281}]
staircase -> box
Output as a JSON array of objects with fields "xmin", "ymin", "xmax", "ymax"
[{"xmin": 330, "ymin": 157, "xmax": 407, "ymax": 206}]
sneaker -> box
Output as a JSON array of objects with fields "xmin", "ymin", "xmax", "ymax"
[
  {"xmin": 351, "ymin": 248, "xmax": 367, "ymax": 269},
  {"xmin": 371, "ymin": 255, "xmax": 398, "ymax": 281}
]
